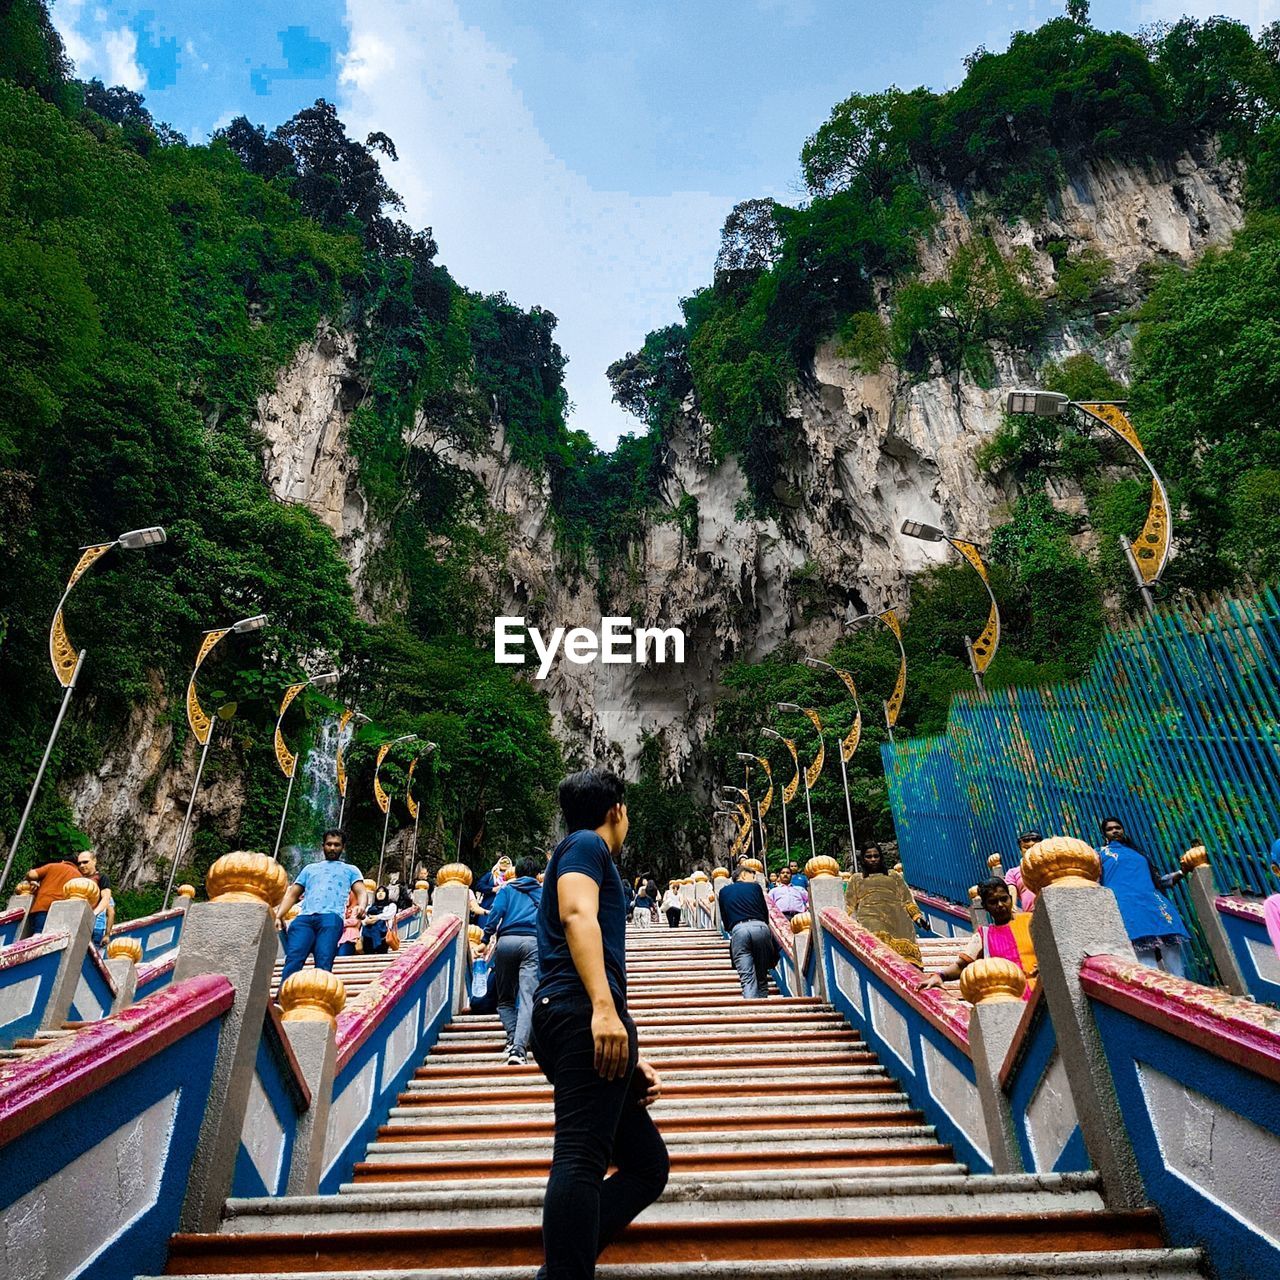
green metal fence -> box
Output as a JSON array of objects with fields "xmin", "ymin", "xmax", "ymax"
[{"xmin": 883, "ymin": 588, "xmax": 1280, "ymax": 945}]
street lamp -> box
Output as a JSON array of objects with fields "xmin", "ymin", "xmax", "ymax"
[
  {"xmin": 374, "ymin": 734, "xmax": 418, "ymax": 886},
  {"xmin": 901, "ymin": 520, "xmax": 1000, "ymax": 690},
  {"xmin": 335, "ymin": 708, "xmax": 371, "ymax": 828},
  {"xmin": 270, "ymin": 670, "xmax": 340, "ymax": 861},
  {"xmin": 1006, "ymin": 390, "xmax": 1170, "ymax": 611},
  {"xmin": 774, "ymin": 703, "xmax": 824, "ymax": 861},
  {"xmin": 804, "ymin": 656, "xmax": 862, "ymax": 872},
  {"xmin": 846, "ymin": 608, "xmax": 908, "ymax": 742},
  {"xmin": 403, "ymin": 742, "xmax": 437, "ymax": 882},
  {"xmin": 760, "ymin": 728, "xmax": 799, "ymax": 861},
  {"xmin": 2, "ymin": 526, "xmax": 167, "ymax": 895},
  {"xmin": 164, "ymin": 613, "xmax": 268, "ymax": 909}
]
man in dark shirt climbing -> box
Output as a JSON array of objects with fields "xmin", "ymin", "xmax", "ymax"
[
  {"xmin": 531, "ymin": 768, "xmax": 669, "ymax": 1280},
  {"xmin": 718, "ymin": 862, "xmax": 778, "ymax": 998}
]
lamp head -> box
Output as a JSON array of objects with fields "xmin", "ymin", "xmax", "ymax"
[
  {"xmin": 422, "ymin": 741, "xmax": 438, "ymax": 754},
  {"xmin": 775, "ymin": 701, "xmax": 801, "ymax": 713},
  {"xmin": 901, "ymin": 520, "xmax": 945, "ymax": 543},
  {"xmin": 392, "ymin": 733, "xmax": 418, "ymax": 746},
  {"xmin": 803, "ymin": 655, "xmax": 832, "ymax": 672},
  {"xmin": 735, "ymin": 752, "xmax": 756, "ymax": 762},
  {"xmin": 760, "ymin": 727, "xmax": 783, "ymax": 741},
  {"xmin": 1006, "ymin": 388, "xmax": 1069, "ymax": 417},
  {"xmin": 308, "ymin": 670, "xmax": 340, "ymax": 688},
  {"xmin": 232, "ymin": 614, "xmax": 268, "ymax": 634},
  {"xmin": 351, "ymin": 711, "xmax": 371, "ymax": 724},
  {"xmin": 117, "ymin": 526, "xmax": 167, "ymax": 550}
]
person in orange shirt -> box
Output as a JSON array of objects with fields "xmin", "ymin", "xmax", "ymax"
[{"xmin": 25, "ymin": 858, "xmax": 81, "ymax": 932}]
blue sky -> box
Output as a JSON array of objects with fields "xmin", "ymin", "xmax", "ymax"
[{"xmin": 52, "ymin": 0, "xmax": 1279, "ymax": 447}]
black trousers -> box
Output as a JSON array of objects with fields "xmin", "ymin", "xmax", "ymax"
[
  {"xmin": 530, "ymin": 996, "xmax": 670, "ymax": 1279},
  {"xmin": 665, "ymin": 908, "xmax": 681, "ymax": 928}
]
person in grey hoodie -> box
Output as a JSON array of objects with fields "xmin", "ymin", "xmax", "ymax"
[{"xmin": 482, "ymin": 856, "xmax": 544, "ymax": 1064}]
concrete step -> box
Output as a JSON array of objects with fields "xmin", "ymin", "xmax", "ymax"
[
  {"xmin": 217, "ymin": 1172, "xmax": 1108, "ymax": 1234},
  {"xmin": 148, "ymin": 1248, "xmax": 1207, "ymax": 1279},
  {"xmin": 163, "ymin": 1206, "xmax": 1172, "ymax": 1272},
  {"xmin": 414, "ymin": 1049, "xmax": 879, "ymax": 1077}
]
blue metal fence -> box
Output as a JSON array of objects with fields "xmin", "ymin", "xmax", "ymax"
[{"xmin": 884, "ymin": 587, "xmax": 1280, "ymax": 917}]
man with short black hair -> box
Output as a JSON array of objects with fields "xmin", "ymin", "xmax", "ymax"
[
  {"xmin": 531, "ymin": 769, "xmax": 669, "ymax": 1279},
  {"xmin": 718, "ymin": 863, "xmax": 777, "ymax": 998},
  {"xmin": 275, "ymin": 829, "xmax": 369, "ymax": 982}
]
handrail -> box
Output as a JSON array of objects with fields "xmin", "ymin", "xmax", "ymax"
[
  {"xmin": 136, "ymin": 955, "xmax": 177, "ymax": 990},
  {"xmin": 0, "ymin": 931, "xmax": 68, "ymax": 970},
  {"xmin": 911, "ymin": 888, "xmax": 972, "ymax": 922},
  {"xmin": 112, "ymin": 905, "xmax": 185, "ymax": 936},
  {"xmin": 85, "ymin": 938, "xmax": 118, "ymax": 999},
  {"xmin": 0, "ymin": 908, "xmax": 24, "ymax": 928},
  {"xmin": 1080, "ymin": 953, "xmax": 1280, "ymax": 1085},
  {"xmin": 0, "ymin": 975, "xmax": 233, "ymax": 1146},
  {"xmin": 765, "ymin": 896, "xmax": 795, "ymax": 958},
  {"xmin": 820, "ymin": 908, "xmax": 971, "ymax": 1053},
  {"xmin": 262, "ymin": 1001, "xmax": 311, "ymax": 1110},
  {"xmin": 997, "ymin": 981, "xmax": 1046, "ymax": 1089},
  {"xmin": 1214, "ymin": 893, "xmax": 1268, "ymax": 925},
  {"xmin": 335, "ymin": 914, "xmax": 460, "ymax": 1072}
]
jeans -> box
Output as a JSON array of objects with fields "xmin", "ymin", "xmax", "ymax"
[
  {"xmin": 493, "ymin": 934, "xmax": 539, "ymax": 1055},
  {"xmin": 729, "ymin": 920, "xmax": 774, "ymax": 998},
  {"xmin": 280, "ymin": 912, "xmax": 344, "ymax": 983},
  {"xmin": 530, "ymin": 997, "xmax": 669, "ymax": 1279},
  {"xmin": 92, "ymin": 913, "xmax": 106, "ymax": 946},
  {"xmin": 1134, "ymin": 935, "xmax": 1187, "ymax": 978}
]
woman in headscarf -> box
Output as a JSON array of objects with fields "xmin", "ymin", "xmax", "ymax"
[
  {"xmin": 844, "ymin": 844, "xmax": 926, "ymax": 967},
  {"xmin": 360, "ymin": 886, "xmax": 396, "ymax": 955}
]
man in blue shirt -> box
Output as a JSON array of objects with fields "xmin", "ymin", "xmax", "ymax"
[
  {"xmin": 788, "ymin": 859, "xmax": 809, "ymax": 891},
  {"xmin": 275, "ymin": 829, "xmax": 368, "ymax": 983},
  {"xmin": 530, "ymin": 769, "xmax": 668, "ymax": 1280},
  {"xmin": 719, "ymin": 863, "xmax": 778, "ymax": 998}
]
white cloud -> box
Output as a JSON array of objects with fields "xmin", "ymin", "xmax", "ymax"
[
  {"xmin": 50, "ymin": 0, "xmax": 146, "ymax": 91},
  {"xmin": 339, "ymin": 0, "xmax": 735, "ymax": 449}
]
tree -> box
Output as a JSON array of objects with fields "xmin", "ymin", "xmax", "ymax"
[
  {"xmin": 799, "ymin": 88, "xmax": 929, "ymax": 199},
  {"xmin": 715, "ymin": 198, "xmax": 785, "ymax": 275},
  {"xmin": 1066, "ymin": 1, "xmax": 1090, "ymax": 27}
]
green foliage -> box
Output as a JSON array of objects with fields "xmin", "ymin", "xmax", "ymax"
[
  {"xmin": 835, "ymin": 310, "xmax": 890, "ymax": 373},
  {"xmin": 889, "ymin": 237, "xmax": 1044, "ymax": 383},
  {"xmin": 622, "ymin": 731, "xmax": 706, "ymax": 882}
]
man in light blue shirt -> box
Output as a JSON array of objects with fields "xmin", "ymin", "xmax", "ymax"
[{"xmin": 275, "ymin": 829, "xmax": 369, "ymax": 982}]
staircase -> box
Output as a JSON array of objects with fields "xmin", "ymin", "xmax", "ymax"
[{"xmin": 156, "ymin": 923, "xmax": 1203, "ymax": 1278}]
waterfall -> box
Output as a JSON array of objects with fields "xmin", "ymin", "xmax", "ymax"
[{"xmin": 281, "ymin": 713, "xmax": 347, "ymax": 874}]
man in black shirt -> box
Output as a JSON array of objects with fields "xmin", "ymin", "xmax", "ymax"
[
  {"xmin": 531, "ymin": 769, "xmax": 669, "ymax": 1279},
  {"xmin": 718, "ymin": 863, "xmax": 777, "ymax": 998}
]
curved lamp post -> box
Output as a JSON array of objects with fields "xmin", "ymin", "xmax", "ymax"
[
  {"xmin": 2, "ymin": 527, "xmax": 167, "ymax": 895},
  {"xmin": 774, "ymin": 703, "xmax": 824, "ymax": 861},
  {"xmin": 1007, "ymin": 390, "xmax": 1170, "ymax": 612},
  {"xmin": 846, "ymin": 609, "xmax": 908, "ymax": 742},
  {"xmin": 803, "ymin": 657, "xmax": 862, "ymax": 872},
  {"xmin": 335, "ymin": 708, "xmax": 371, "ymax": 828},
  {"xmin": 403, "ymin": 741, "xmax": 438, "ymax": 882},
  {"xmin": 271, "ymin": 670, "xmax": 339, "ymax": 861},
  {"xmin": 164, "ymin": 613, "xmax": 268, "ymax": 909},
  {"xmin": 374, "ymin": 734, "xmax": 417, "ymax": 886},
  {"xmin": 717, "ymin": 786, "xmax": 754, "ymax": 862},
  {"xmin": 736, "ymin": 752, "xmax": 774, "ymax": 863},
  {"xmin": 759, "ymin": 728, "xmax": 799, "ymax": 861},
  {"xmin": 901, "ymin": 520, "xmax": 1000, "ymax": 691}
]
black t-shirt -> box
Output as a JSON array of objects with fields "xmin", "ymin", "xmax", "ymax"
[
  {"xmin": 718, "ymin": 880, "xmax": 769, "ymax": 932},
  {"xmin": 90, "ymin": 871, "xmax": 112, "ymax": 914},
  {"xmin": 536, "ymin": 829, "xmax": 628, "ymax": 1007}
]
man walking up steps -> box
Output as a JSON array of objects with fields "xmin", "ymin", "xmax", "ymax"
[{"xmin": 530, "ymin": 768, "xmax": 670, "ymax": 1279}]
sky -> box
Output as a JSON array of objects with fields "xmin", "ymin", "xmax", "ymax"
[{"xmin": 51, "ymin": 0, "xmax": 1280, "ymax": 448}]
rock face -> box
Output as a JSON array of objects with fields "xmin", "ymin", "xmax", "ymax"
[{"xmin": 64, "ymin": 149, "xmax": 1246, "ymax": 875}]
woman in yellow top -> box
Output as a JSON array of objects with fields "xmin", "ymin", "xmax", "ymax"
[{"xmin": 844, "ymin": 844, "xmax": 926, "ymax": 967}]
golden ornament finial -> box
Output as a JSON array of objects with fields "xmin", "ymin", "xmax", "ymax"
[
  {"xmin": 805, "ymin": 855, "xmax": 841, "ymax": 880},
  {"xmin": 362, "ymin": 878, "xmax": 377, "ymax": 892},
  {"xmin": 467, "ymin": 923, "xmax": 484, "ymax": 945},
  {"xmin": 279, "ymin": 969, "xmax": 346, "ymax": 1025},
  {"xmin": 742, "ymin": 858, "xmax": 764, "ymax": 874},
  {"xmin": 13, "ymin": 880, "xmax": 34, "ymax": 897},
  {"xmin": 789, "ymin": 912, "xmax": 813, "ymax": 934},
  {"xmin": 61, "ymin": 877, "xmax": 101, "ymax": 908},
  {"xmin": 1180, "ymin": 845, "xmax": 1208, "ymax": 873},
  {"xmin": 711, "ymin": 867, "xmax": 729, "ymax": 880},
  {"xmin": 1020, "ymin": 836, "xmax": 1101, "ymax": 893},
  {"xmin": 986, "ymin": 853, "xmax": 1003, "ymax": 871},
  {"xmin": 283, "ymin": 904, "xmax": 300, "ymax": 923},
  {"xmin": 692, "ymin": 871, "xmax": 709, "ymax": 882},
  {"xmin": 415, "ymin": 879, "xmax": 430, "ymax": 891},
  {"xmin": 968, "ymin": 885, "xmax": 981, "ymax": 902},
  {"xmin": 205, "ymin": 851, "xmax": 288, "ymax": 907},
  {"xmin": 436, "ymin": 862, "xmax": 474, "ymax": 887},
  {"xmin": 106, "ymin": 936, "xmax": 143, "ymax": 964},
  {"xmin": 175, "ymin": 884, "xmax": 196, "ymax": 900},
  {"xmin": 959, "ymin": 957, "xmax": 1028, "ymax": 1005}
]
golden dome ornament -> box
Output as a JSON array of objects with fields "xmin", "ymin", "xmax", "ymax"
[
  {"xmin": 711, "ymin": 867, "xmax": 729, "ymax": 881},
  {"xmin": 789, "ymin": 912, "xmax": 813, "ymax": 934},
  {"xmin": 13, "ymin": 880, "xmax": 34, "ymax": 898},
  {"xmin": 61, "ymin": 877, "xmax": 101, "ymax": 908},
  {"xmin": 1180, "ymin": 845, "xmax": 1208, "ymax": 873},
  {"xmin": 175, "ymin": 884, "xmax": 196, "ymax": 901},
  {"xmin": 1020, "ymin": 836, "xmax": 1101, "ymax": 894},
  {"xmin": 805, "ymin": 856, "xmax": 841, "ymax": 880},
  {"xmin": 467, "ymin": 923, "xmax": 485, "ymax": 945},
  {"xmin": 106, "ymin": 936, "xmax": 144, "ymax": 964},
  {"xmin": 436, "ymin": 863, "xmax": 474, "ymax": 888},
  {"xmin": 959, "ymin": 957, "xmax": 1028, "ymax": 1005},
  {"xmin": 279, "ymin": 969, "xmax": 346, "ymax": 1025},
  {"xmin": 415, "ymin": 879, "xmax": 430, "ymax": 891},
  {"xmin": 205, "ymin": 851, "xmax": 289, "ymax": 907}
]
